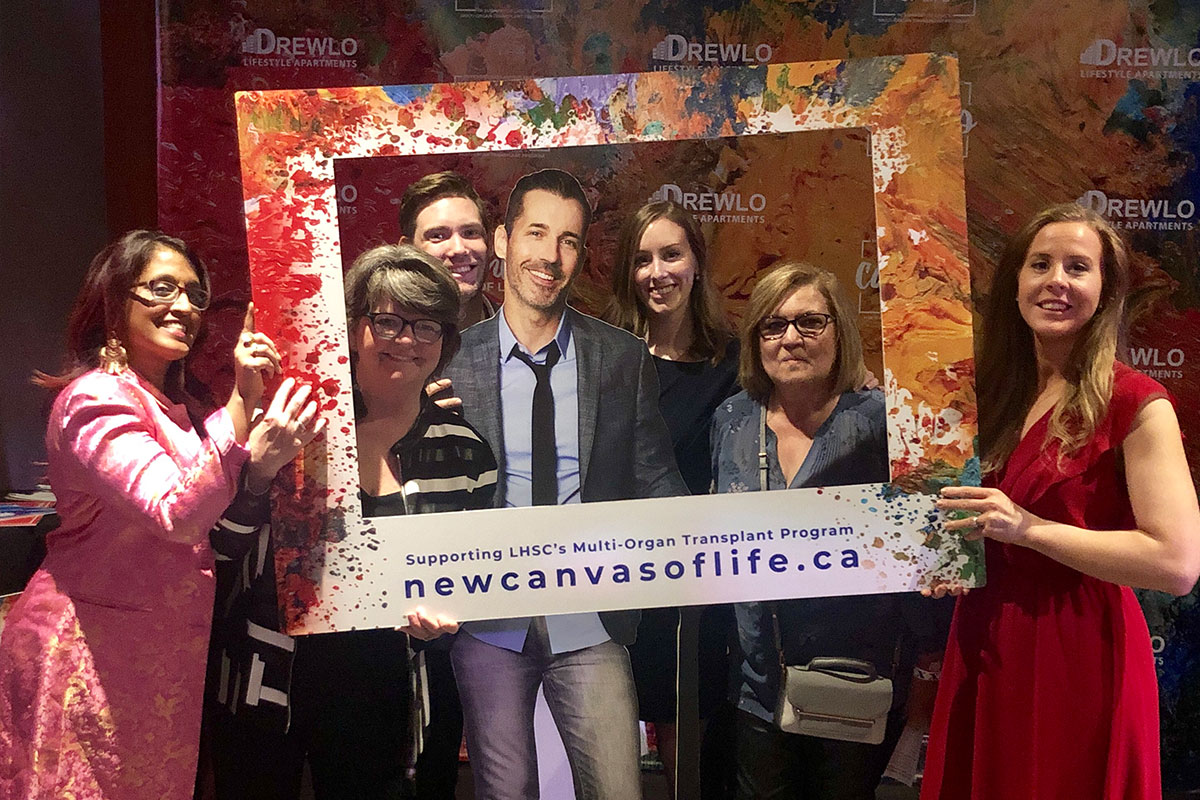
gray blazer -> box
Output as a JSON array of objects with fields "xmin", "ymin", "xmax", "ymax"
[{"xmin": 444, "ymin": 306, "xmax": 687, "ymax": 644}]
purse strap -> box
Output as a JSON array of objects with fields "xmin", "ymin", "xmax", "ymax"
[
  {"xmin": 761, "ymin": 403, "xmax": 883, "ymax": 686},
  {"xmin": 807, "ymin": 657, "xmax": 879, "ymax": 682},
  {"xmin": 768, "ymin": 398, "xmax": 883, "ymax": 686},
  {"xmin": 771, "ymin": 616, "xmax": 881, "ymax": 683},
  {"xmin": 770, "ymin": 603, "xmax": 787, "ymax": 676},
  {"xmin": 763, "ymin": 406, "xmax": 788, "ymax": 675},
  {"xmin": 759, "ymin": 404, "xmax": 769, "ymax": 492}
]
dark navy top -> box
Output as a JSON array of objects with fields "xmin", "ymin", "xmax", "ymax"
[{"xmin": 654, "ymin": 338, "xmax": 740, "ymax": 495}]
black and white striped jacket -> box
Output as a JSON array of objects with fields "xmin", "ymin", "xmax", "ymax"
[{"xmin": 204, "ymin": 398, "xmax": 497, "ymax": 732}]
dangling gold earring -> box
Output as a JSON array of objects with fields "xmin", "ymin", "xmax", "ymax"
[{"xmin": 99, "ymin": 333, "xmax": 128, "ymax": 374}]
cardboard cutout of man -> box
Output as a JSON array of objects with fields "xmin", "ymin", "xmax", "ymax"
[
  {"xmin": 398, "ymin": 170, "xmax": 498, "ymax": 329},
  {"xmin": 444, "ymin": 168, "xmax": 687, "ymax": 799}
]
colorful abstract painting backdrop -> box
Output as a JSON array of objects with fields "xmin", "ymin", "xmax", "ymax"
[{"xmin": 160, "ymin": 1, "xmax": 1200, "ymax": 787}]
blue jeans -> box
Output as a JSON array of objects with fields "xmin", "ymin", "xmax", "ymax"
[{"xmin": 451, "ymin": 617, "xmax": 642, "ymax": 800}]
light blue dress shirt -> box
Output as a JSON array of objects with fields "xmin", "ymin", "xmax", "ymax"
[{"xmin": 464, "ymin": 308, "xmax": 612, "ymax": 654}]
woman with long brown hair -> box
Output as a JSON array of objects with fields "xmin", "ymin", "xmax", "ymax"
[
  {"xmin": 0, "ymin": 230, "xmax": 322, "ymax": 799},
  {"xmin": 606, "ymin": 200, "xmax": 739, "ymax": 794},
  {"xmin": 922, "ymin": 204, "xmax": 1200, "ymax": 798}
]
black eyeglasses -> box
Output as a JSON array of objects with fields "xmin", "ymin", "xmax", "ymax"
[
  {"xmin": 757, "ymin": 312, "xmax": 834, "ymax": 340},
  {"xmin": 130, "ymin": 279, "xmax": 211, "ymax": 311},
  {"xmin": 366, "ymin": 312, "xmax": 446, "ymax": 344}
]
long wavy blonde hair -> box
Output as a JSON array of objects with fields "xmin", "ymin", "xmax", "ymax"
[{"xmin": 978, "ymin": 203, "xmax": 1130, "ymax": 473}]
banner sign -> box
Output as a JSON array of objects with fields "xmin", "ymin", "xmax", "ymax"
[{"xmin": 235, "ymin": 54, "xmax": 979, "ymax": 634}]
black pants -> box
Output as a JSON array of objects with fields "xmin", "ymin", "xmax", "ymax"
[
  {"xmin": 412, "ymin": 647, "xmax": 464, "ymax": 799},
  {"xmin": 208, "ymin": 629, "xmax": 411, "ymax": 800},
  {"xmin": 733, "ymin": 709, "xmax": 899, "ymax": 800},
  {"xmin": 701, "ymin": 699, "xmax": 739, "ymax": 800}
]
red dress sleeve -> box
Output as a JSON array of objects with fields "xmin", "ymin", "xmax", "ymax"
[{"xmin": 1108, "ymin": 361, "xmax": 1173, "ymax": 447}]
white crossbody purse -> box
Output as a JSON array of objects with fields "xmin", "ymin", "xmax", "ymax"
[{"xmin": 760, "ymin": 406, "xmax": 893, "ymax": 744}]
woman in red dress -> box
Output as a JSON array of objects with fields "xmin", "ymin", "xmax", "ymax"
[{"xmin": 921, "ymin": 203, "xmax": 1200, "ymax": 799}]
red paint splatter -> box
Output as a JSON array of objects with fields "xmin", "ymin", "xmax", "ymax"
[
  {"xmin": 482, "ymin": 119, "xmax": 505, "ymax": 142},
  {"xmin": 506, "ymin": 130, "xmax": 524, "ymax": 147},
  {"xmin": 436, "ymin": 86, "xmax": 468, "ymax": 120},
  {"xmin": 280, "ymin": 571, "xmax": 319, "ymax": 619}
]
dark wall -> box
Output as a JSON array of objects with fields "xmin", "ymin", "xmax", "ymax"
[{"xmin": 0, "ymin": 1, "xmax": 108, "ymax": 490}]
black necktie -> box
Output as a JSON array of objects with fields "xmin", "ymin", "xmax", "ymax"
[{"xmin": 512, "ymin": 341, "xmax": 561, "ymax": 506}]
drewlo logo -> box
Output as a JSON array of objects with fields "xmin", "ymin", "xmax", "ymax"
[
  {"xmin": 650, "ymin": 183, "xmax": 766, "ymax": 224},
  {"xmin": 651, "ymin": 183, "xmax": 766, "ymax": 213},
  {"xmin": 241, "ymin": 29, "xmax": 359, "ymax": 58},
  {"xmin": 1080, "ymin": 38, "xmax": 1200, "ymax": 69},
  {"xmin": 651, "ymin": 34, "xmax": 772, "ymax": 66},
  {"xmin": 1078, "ymin": 189, "xmax": 1195, "ymax": 232}
]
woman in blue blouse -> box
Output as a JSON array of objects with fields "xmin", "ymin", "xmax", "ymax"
[{"xmin": 711, "ymin": 261, "xmax": 947, "ymax": 799}]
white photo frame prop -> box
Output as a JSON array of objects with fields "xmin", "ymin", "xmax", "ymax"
[{"xmin": 235, "ymin": 53, "xmax": 979, "ymax": 633}]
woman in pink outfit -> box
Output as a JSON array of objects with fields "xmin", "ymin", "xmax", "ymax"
[{"xmin": 0, "ymin": 231, "xmax": 324, "ymax": 800}]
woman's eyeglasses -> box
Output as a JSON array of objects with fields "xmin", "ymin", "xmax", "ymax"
[
  {"xmin": 757, "ymin": 312, "xmax": 834, "ymax": 340},
  {"xmin": 130, "ymin": 279, "xmax": 212, "ymax": 311},
  {"xmin": 366, "ymin": 312, "xmax": 446, "ymax": 344}
]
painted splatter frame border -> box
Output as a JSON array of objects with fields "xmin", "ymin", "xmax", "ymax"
[{"xmin": 235, "ymin": 53, "xmax": 981, "ymax": 633}]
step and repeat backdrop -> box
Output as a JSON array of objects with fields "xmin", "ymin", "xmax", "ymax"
[{"xmin": 159, "ymin": 0, "xmax": 1200, "ymax": 787}]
